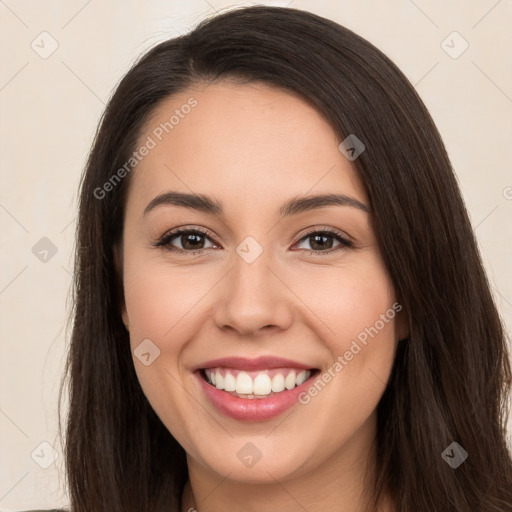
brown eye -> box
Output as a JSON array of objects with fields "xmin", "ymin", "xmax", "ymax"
[
  {"xmin": 294, "ymin": 229, "xmax": 353, "ymax": 255},
  {"xmin": 155, "ymin": 228, "xmax": 217, "ymax": 254},
  {"xmin": 154, "ymin": 226, "xmax": 353, "ymax": 256}
]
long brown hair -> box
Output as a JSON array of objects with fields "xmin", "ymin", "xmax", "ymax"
[{"xmin": 60, "ymin": 5, "xmax": 512, "ymax": 511}]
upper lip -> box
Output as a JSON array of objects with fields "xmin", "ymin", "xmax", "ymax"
[{"xmin": 193, "ymin": 356, "xmax": 316, "ymax": 372}]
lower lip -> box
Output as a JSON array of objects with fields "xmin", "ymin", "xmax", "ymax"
[{"xmin": 195, "ymin": 370, "xmax": 318, "ymax": 422}]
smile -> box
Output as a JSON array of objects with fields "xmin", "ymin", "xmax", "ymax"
[
  {"xmin": 195, "ymin": 363, "xmax": 320, "ymax": 421},
  {"xmin": 201, "ymin": 367, "xmax": 314, "ymax": 398}
]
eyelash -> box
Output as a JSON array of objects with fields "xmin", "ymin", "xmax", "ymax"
[{"xmin": 154, "ymin": 226, "xmax": 354, "ymax": 256}]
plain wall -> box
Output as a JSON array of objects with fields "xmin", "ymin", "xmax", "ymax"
[{"xmin": 1, "ymin": 0, "xmax": 511, "ymax": 509}]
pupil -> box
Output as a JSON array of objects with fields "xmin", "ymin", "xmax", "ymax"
[
  {"xmin": 311, "ymin": 234, "xmax": 332, "ymax": 251},
  {"xmin": 183, "ymin": 234, "xmax": 203, "ymax": 250}
]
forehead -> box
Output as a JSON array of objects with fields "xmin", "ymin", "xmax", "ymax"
[{"xmin": 126, "ymin": 81, "xmax": 368, "ymax": 215}]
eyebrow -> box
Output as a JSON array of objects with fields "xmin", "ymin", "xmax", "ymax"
[{"xmin": 143, "ymin": 191, "xmax": 370, "ymax": 218}]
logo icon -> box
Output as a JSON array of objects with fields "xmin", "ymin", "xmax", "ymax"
[
  {"xmin": 441, "ymin": 442, "xmax": 468, "ymax": 468},
  {"xmin": 134, "ymin": 338, "xmax": 161, "ymax": 366},
  {"xmin": 31, "ymin": 31, "xmax": 59, "ymax": 59},
  {"xmin": 339, "ymin": 134, "xmax": 365, "ymax": 161},
  {"xmin": 32, "ymin": 237, "xmax": 58, "ymax": 263},
  {"xmin": 31, "ymin": 441, "xmax": 59, "ymax": 469},
  {"xmin": 236, "ymin": 236, "xmax": 264, "ymax": 264},
  {"xmin": 236, "ymin": 442, "xmax": 263, "ymax": 468},
  {"xmin": 441, "ymin": 31, "xmax": 469, "ymax": 59}
]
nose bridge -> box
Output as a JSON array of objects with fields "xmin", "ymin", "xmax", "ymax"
[
  {"xmin": 233, "ymin": 238, "xmax": 272, "ymax": 291},
  {"xmin": 213, "ymin": 235, "xmax": 293, "ymax": 335}
]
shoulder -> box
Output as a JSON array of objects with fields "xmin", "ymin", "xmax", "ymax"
[{"xmin": 18, "ymin": 509, "xmax": 67, "ymax": 512}]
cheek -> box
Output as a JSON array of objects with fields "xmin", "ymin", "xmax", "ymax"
[
  {"xmin": 291, "ymin": 256, "xmax": 398, "ymax": 415},
  {"xmin": 290, "ymin": 255, "xmax": 397, "ymax": 351},
  {"xmin": 122, "ymin": 257, "xmax": 211, "ymax": 448},
  {"xmin": 122, "ymin": 253, "xmax": 220, "ymax": 410},
  {"xmin": 286, "ymin": 260, "xmax": 398, "ymax": 462},
  {"xmin": 123, "ymin": 257, "xmax": 213, "ymax": 340}
]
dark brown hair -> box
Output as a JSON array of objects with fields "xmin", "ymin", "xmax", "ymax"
[{"xmin": 60, "ymin": 5, "xmax": 512, "ymax": 511}]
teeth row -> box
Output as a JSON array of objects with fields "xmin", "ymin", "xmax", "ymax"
[{"xmin": 204, "ymin": 369, "xmax": 311, "ymax": 396}]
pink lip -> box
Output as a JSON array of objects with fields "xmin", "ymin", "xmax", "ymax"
[
  {"xmin": 195, "ymin": 368, "xmax": 319, "ymax": 422},
  {"xmin": 193, "ymin": 356, "xmax": 315, "ymax": 372}
]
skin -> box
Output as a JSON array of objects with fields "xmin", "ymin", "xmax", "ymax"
[{"xmin": 116, "ymin": 80, "xmax": 408, "ymax": 512}]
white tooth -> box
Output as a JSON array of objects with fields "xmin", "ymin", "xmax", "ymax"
[
  {"xmin": 224, "ymin": 371, "xmax": 236, "ymax": 392},
  {"xmin": 215, "ymin": 370, "xmax": 224, "ymax": 390},
  {"xmin": 271, "ymin": 373, "xmax": 285, "ymax": 392},
  {"xmin": 285, "ymin": 370, "xmax": 296, "ymax": 390},
  {"xmin": 210, "ymin": 370, "xmax": 216, "ymax": 386},
  {"xmin": 235, "ymin": 371, "xmax": 253, "ymax": 394},
  {"xmin": 253, "ymin": 373, "xmax": 272, "ymax": 395},
  {"xmin": 296, "ymin": 370, "xmax": 308, "ymax": 386}
]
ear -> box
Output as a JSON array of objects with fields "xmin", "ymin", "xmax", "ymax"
[{"xmin": 113, "ymin": 243, "xmax": 129, "ymax": 329}]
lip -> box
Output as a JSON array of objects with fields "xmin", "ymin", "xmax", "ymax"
[
  {"xmin": 193, "ymin": 356, "xmax": 315, "ymax": 372},
  {"xmin": 195, "ymin": 367, "xmax": 320, "ymax": 422}
]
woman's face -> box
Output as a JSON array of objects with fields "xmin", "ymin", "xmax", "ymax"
[{"xmin": 118, "ymin": 80, "xmax": 407, "ymax": 484}]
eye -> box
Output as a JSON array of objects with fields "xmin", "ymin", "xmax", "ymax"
[
  {"xmin": 293, "ymin": 228, "xmax": 353, "ymax": 255},
  {"xmin": 154, "ymin": 227, "xmax": 218, "ymax": 254},
  {"xmin": 154, "ymin": 226, "xmax": 353, "ymax": 256}
]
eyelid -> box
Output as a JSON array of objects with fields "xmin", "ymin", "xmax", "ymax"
[{"xmin": 296, "ymin": 225, "xmax": 353, "ymax": 244}]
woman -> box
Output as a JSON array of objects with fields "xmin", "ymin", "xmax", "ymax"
[{"xmin": 33, "ymin": 5, "xmax": 512, "ymax": 512}]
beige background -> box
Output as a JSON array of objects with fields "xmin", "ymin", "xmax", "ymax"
[{"xmin": 1, "ymin": 0, "xmax": 511, "ymax": 509}]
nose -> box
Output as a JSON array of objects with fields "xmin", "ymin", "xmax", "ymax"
[{"xmin": 213, "ymin": 247, "xmax": 294, "ymax": 337}]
